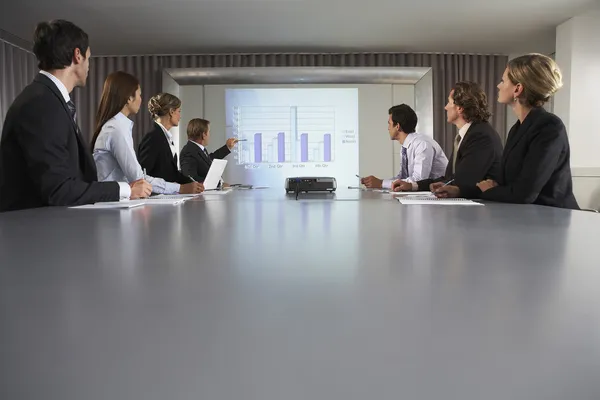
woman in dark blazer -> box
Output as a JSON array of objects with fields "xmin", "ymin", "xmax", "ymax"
[
  {"xmin": 137, "ymin": 93, "xmax": 203, "ymax": 194},
  {"xmin": 435, "ymin": 53, "xmax": 579, "ymax": 210}
]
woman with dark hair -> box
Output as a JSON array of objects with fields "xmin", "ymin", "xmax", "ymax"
[
  {"xmin": 92, "ymin": 72, "xmax": 200, "ymax": 195},
  {"xmin": 435, "ymin": 54, "xmax": 579, "ymax": 209}
]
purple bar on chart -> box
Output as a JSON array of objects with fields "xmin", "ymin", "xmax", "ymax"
[
  {"xmin": 324, "ymin": 134, "xmax": 331, "ymax": 162},
  {"xmin": 254, "ymin": 133, "xmax": 262, "ymax": 162},
  {"xmin": 300, "ymin": 133, "xmax": 308, "ymax": 162},
  {"xmin": 278, "ymin": 132, "xmax": 285, "ymax": 162}
]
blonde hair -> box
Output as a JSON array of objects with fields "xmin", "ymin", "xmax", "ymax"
[
  {"xmin": 187, "ymin": 118, "xmax": 210, "ymax": 141},
  {"xmin": 148, "ymin": 93, "xmax": 181, "ymax": 119},
  {"xmin": 507, "ymin": 53, "xmax": 563, "ymax": 108}
]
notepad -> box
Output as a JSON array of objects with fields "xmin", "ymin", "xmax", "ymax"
[
  {"xmin": 202, "ymin": 189, "xmax": 232, "ymax": 195},
  {"xmin": 153, "ymin": 193, "xmax": 202, "ymax": 199},
  {"xmin": 391, "ymin": 191, "xmax": 434, "ymax": 196},
  {"xmin": 70, "ymin": 200, "xmax": 147, "ymax": 209},
  {"xmin": 397, "ymin": 196, "xmax": 483, "ymax": 205},
  {"xmin": 143, "ymin": 198, "xmax": 188, "ymax": 205}
]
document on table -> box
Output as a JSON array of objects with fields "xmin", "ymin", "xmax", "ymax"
[
  {"xmin": 397, "ymin": 195, "xmax": 483, "ymax": 206},
  {"xmin": 152, "ymin": 194, "xmax": 203, "ymax": 199},
  {"xmin": 202, "ymin": 189, "xmax": 233, "ymax": 195},
  {"xmin": 70, "ymin": 200, "xmax": 147, "ymax": 209},
  {"xmin": 143, "ymin": 198, "xmax": 188, "ymax": 205},
  {"xmin": 347, "ymin": 186, "xmax": 390, "ymax": 193},
  {"xmin": 391, "ymin": 191, "xmax": 434, "ymax": 196}
]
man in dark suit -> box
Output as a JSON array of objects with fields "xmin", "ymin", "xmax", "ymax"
[
  {"xmin": 180, "ymin": 118, "xmax": 238, "ymax": 182},
  {"xmin": 0, "ymin": 20, "xmax": 150, "ymax": 212},
  {"xmin": 392, "ymin": 82, "xmax": 503, "ymax": 193}
]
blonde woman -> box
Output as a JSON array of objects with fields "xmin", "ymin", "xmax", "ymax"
[
  {"xmin": 435, "ymin": 54, "xmax": 579, "ymax": 210},
  {"xmin": 137, "ymin": 93, "xmax": 203, "ymax": 193}
]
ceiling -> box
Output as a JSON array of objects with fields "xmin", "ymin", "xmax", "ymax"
[{"xmin": 0, "ymin": 0, "xmax": 596, "ymax": 56}]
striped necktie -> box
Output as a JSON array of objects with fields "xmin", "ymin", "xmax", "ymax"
[{"xmin": 400, "ymin": 146, "xmax": 409, "ymax": 179}]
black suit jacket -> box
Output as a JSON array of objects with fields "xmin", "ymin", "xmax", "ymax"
[
  {"xmin": 179, "ymin": 141, "xmax": 231, "ymax": 182},
  {"xmin": 0, "ymin": 74, "xmax": 119, "ymax": 212},
  {"xmin": 137, "ymin": 123, "xmax": 191, "ymax": 185},
  {"xmin": 461, "ymin": 107, "xmax": 579, "ymax": 209},
  {"xmin": 417, "ymin": 121, "xmax": 503, "ymax": 191}
]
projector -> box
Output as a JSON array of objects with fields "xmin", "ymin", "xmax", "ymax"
[{"xmin": 285, "ymin": 177, "xmax": 337, "ymax": 193}]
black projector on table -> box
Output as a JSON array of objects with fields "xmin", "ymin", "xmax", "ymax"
[{"xmin": 285, "ymin": 177, "xmax": 337, "ymax": 193}]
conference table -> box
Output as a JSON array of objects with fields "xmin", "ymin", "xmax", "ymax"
[{"xmin": 1, "ymin": 189, "xmax": 599, "ymax": 400}]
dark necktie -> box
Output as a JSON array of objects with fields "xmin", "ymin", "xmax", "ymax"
[
  {"xmin": 400, "ymin": 146, "xmax": 409, "ymax": 179},
  {"xmin": 203, "ymin": 148, "xmax": 212, "ymax": 165},
  {"xmin": 66, "ymin": 100, "xmax": 83, "ymax": 139},
  {"xmin": 66, "ymin": 100, "xmax": 77, "ymax": 122}
]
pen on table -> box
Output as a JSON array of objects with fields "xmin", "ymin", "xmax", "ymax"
[{"xmin": 236, "ymin": 139, "xmax": 248, "ymax": 141}]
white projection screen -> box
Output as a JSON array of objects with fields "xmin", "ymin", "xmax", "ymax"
[{"xmin": 165, "ymin": 67, "xmax": 433, "ymax": 189}]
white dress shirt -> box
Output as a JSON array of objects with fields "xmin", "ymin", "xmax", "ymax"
[
  {"xmin": 39, "ymin": 70, "xmax": 131, "ymax": 199},
  {"xmin": 383, "ymin": 132, "xmax": 449, "ymax": 189},
  {"xmin": 93, "ymin": 113, "xmax": 180, "ymax": 194}
]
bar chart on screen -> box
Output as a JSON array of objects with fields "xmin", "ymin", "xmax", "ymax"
[
  {"xmin": 224, "ymin": 88, "xmax": 358, "ymax": 188},
  {"xmin": 232, "ymin": 106, "xmax": 337, "ymax": 165}
]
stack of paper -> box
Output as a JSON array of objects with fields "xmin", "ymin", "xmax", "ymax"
[
  {"xmin": 391, "ymin": 191, "xmax": 434, "ymax": 196},
  {"xmin": 143, "ymin": 198, "xmax": 188, "ymax": 205},
  {"xmin": 202, "ymin": 189, "xmax": 232, "ymax": 196},
  {"xmin": 70, "ymin": 200, "xmax": 147, "ymax": 209},
  {"xmin": 152, "ymin": 193, "xmax": 202, "ymax": 199},
  {"xmin": 397, "ymin": 195, "xmax": 483, "ymax": 206}
]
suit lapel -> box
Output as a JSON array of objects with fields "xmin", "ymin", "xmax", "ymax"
[
  {"xmin": 456, "ymin": 122, "xmax": 478, "ymax": 160},
  {"xmin": 36, "ymin": 74, "xmax": 97, "ymax": 179},
  {"xmin": 154, "ymin": 123, "xmax": 179, "ymax": 169},
  {"xmin": 35, "ymin": 74, "xmax": 82, "ymax": 139},
  {"xmin": 503, "ymin": 108, "xmax": 543, "ymax": 161},
  {"xmin": 198, "ymin": 146, "xmax": 211, "ymax": 166}
]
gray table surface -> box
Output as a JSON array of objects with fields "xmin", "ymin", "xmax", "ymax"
[{"xmin": 1, "ymin": 189, "xmax": 600, "ymax": 400}]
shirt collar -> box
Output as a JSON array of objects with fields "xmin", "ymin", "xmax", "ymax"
[
  {"xmin": 156, "ymin": 121, "xmax": 173, "ymax": 141},
  {"xmin": 402, "ymin": 132, "xmax": 418, "ymax": 149},
  {"xmin": 458, "ymin": 122, "xmax": 472, "ymax": 139},
  {"xmin": 39, "ymin": 70, "xmax": 70, "ymax": 103},
  {"xmin": 190, "ymin": 140, "xmax": 205, "ymax": 151},
  {"xmin": 114, "ymin": 112, "xmax": 134, "ymax": 131}
]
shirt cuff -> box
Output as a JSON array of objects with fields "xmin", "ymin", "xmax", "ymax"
[
  {"xmin": 166, "ymin": 182, "xmax": 181, "ymax": 194},
  {"xmin": 382, "ymin": 179, "xmax": 392, "ymax": 189},
  {"xmin": 411, "ymin": 182, "xmax": 419, "ymax": 191},
  {"xmin": 118, "ymin": 182, "xmax": 131, "ymax": 199}
]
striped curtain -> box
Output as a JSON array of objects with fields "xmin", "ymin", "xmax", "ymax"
[
  {"xmin": 75, "ymin": 53, "xmax": 507, "ymax": 155},
  {"xmin": 0, "ymin": 39, "xmax": 508, "ymax": 154},
  {"xmin": 0, "ymin": 35, "xmax": 37, "ymax": 134}
]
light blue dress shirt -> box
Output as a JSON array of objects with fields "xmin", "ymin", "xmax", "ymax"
[
  {"xmin": 382, "ymin": 132, "xmax": 448, "ymax": 189},
  {"xmin": 93, "ymin": 113, "xmax": 180, "ymax": 194}
]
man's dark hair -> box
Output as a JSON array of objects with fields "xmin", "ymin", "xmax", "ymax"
[
  {"xmin": 33, "ymin": 20, "xmax": 89, "ymax": 71},
  {"xmin": 451, "ymin": 81, "xmax": 492, "ymax": 123},
  {"xmin": 388, "ymin": 104, "xmax": 418, "ymax": 134}
]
